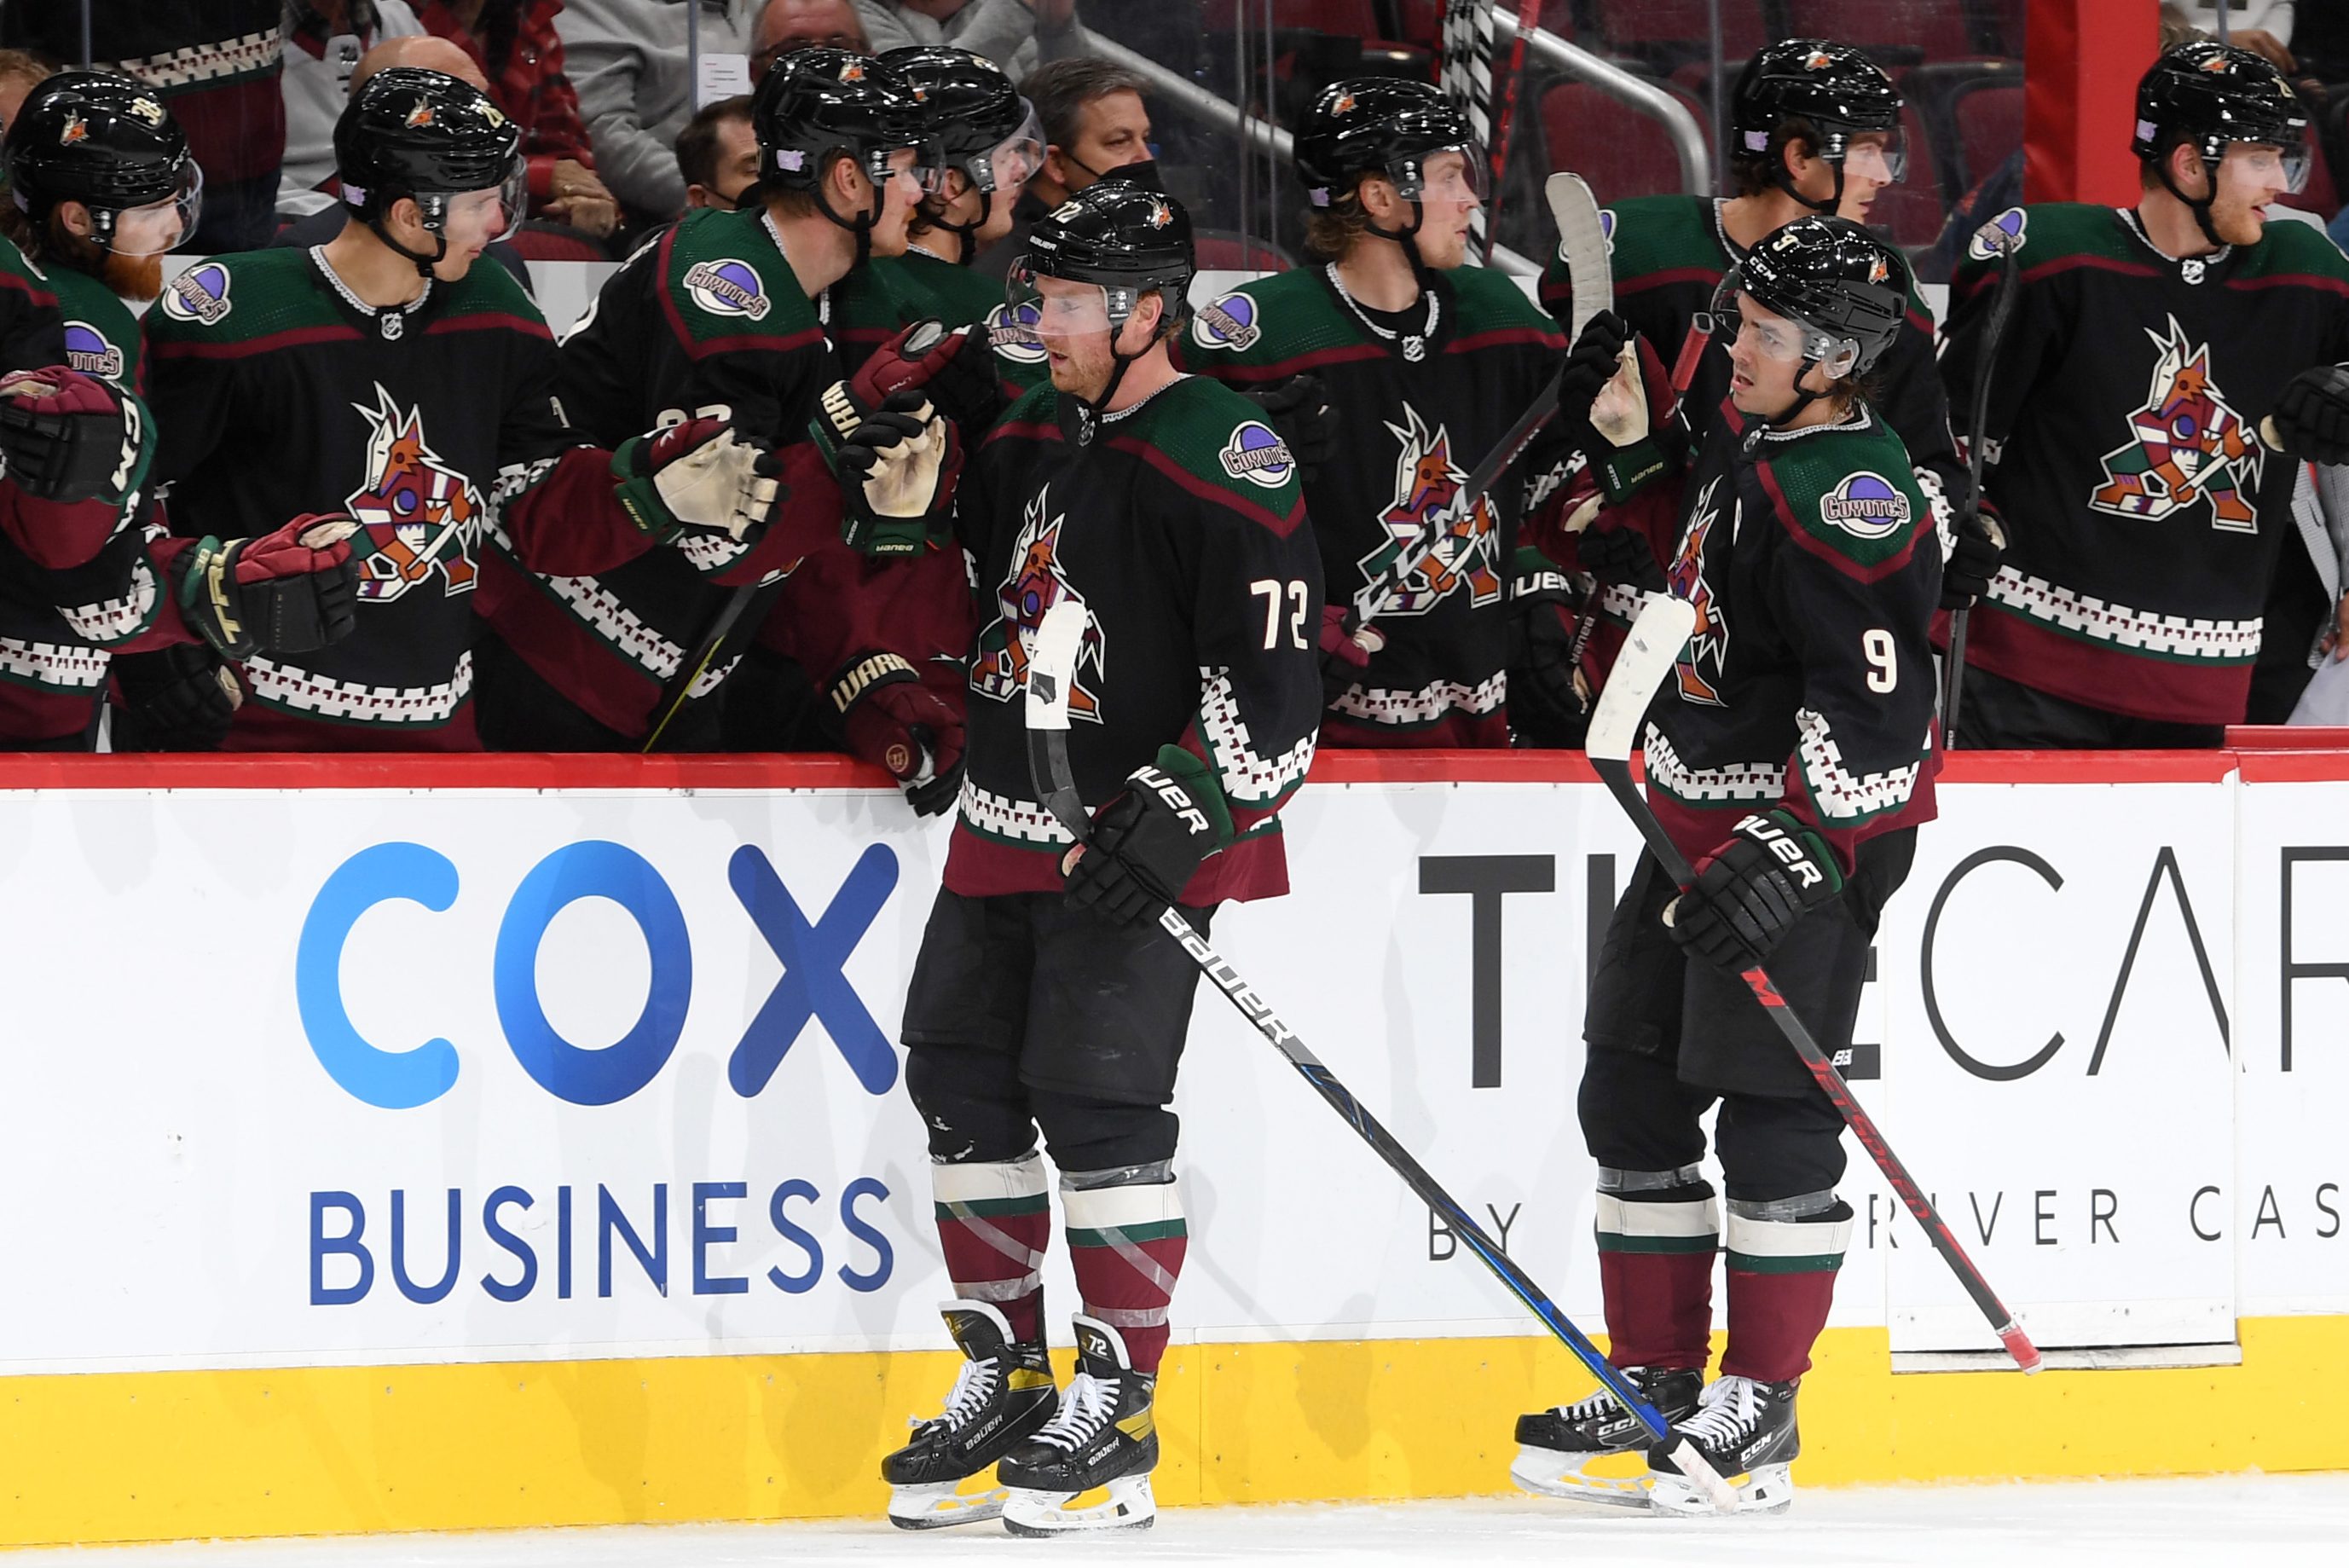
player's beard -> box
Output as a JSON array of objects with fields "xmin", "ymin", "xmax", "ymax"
[
  {"xmin": 101, "ymin": 250, "xmax": 165, "ymax": 303},
  {"xmin": 2207, "ymin": 191, "xmax": 2269, "ymax": 247}
]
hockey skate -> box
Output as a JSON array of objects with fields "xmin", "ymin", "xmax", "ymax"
[
  {"xmin": 998, "ymin": 1315, "xmax": 1158, "ymax": 1536},
  {"xmin": 1509, "ymin": 1365, "xmax": 1702, "ymax": 1506},
  {"xmin": 881, "ymin": 1300, "xmax": 1057, "ymax": 1530},
  {"xmin": 1646, "ymin": 1374, "xmax": 1800, "ymax": 1515}
]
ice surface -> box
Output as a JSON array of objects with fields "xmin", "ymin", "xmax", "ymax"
[{"xmin": 26, "ymin": 1475, "xmax": 2349, "ymax": 1567}]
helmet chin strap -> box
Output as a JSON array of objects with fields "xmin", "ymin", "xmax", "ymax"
[
  {"xmin": 814, "ymin": 178, "xmax": 882, "ymax": 269},
  {"xmin": 367, "ymin": 215, "xmax": 447, "ymax": 278},
  {"xmin": 1059, "ymin": 296, "xmax": 1163, "ymax": 448},
  {"xmin": 1364, "ymin": 196, "xmax": 1438, "ymax": 296},
  {"xmin": 927, "ymin": 187, "xmax": 992, "ymax": 265},
  {"xmin": 2155, "ymin": 152, "xmax": 2230, "ymax": 250}
]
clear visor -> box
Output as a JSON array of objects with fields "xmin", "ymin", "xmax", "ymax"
[
  {"xmin": 871, "ymin": 142, "xmax": 949, "ymax": 199},
  {"xmin": 108, "ymin": 159, "xmax": 203, "ymax": 258},
  {"xmin": 971, "ymin": 99, "xmax": 1046, "ymax": 195},
  {"xmin": 1398, "ymin": 143, "xmax": 1489, "ymax": 204},
  {"xmin": 1831, "ymin": 129, "xmax": 1906, "ymax": 185},
  {"xmin": 442, "ymin": 158, "xmax": 529, "ymax": 247},
  {"xmin": 1008, "ymin": 262, "xmax": 1117, "ymax": 339},
  {"xmin": 1709, "ymin": 276, "xmax": 1852, "ymax": 370},
  {"xmin": 2229, "ymin": 139, "xmax": 2311, "ymax": 194}
]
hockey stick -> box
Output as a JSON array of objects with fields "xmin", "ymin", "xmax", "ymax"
[
  {"xmin": 1545, "ymin": 172, "xmax": 1610, "ymax": 338},
  {"xmin": 1441, "ymin": 0, "xmax": 1499, "ymax": 262},
  {"xmin": 1479, "ymin": 1, "xmax": 1544, "ymax": 263},
  {"xmin": 1944, "ymin": 223, "xmax": 2022, "ymax": 740},
  {"xmin": 1588, "ymin": 595, "xmax": 2042, "ymax": 1376},
  {"xmin": 641, "ymin": 581, "xmax": 765, "ymax": 752},
  {"xmin": 1021, "ymin": 599, "xmax": 1739, "ymax": 1509}
]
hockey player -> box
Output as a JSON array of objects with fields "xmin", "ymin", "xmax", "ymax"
[
  {"xmin": 882, "ymin": 183, "xmax": 1322, "ymax": 1535},
  {"xmin": 508, "ymin": 49, "xmax": 969, "ymax": 800},
  {"xmin": 1941, "ymin": 40, "xmax": 2349, "ymax": 745},
  {"xmin": 0, "ymin": 71, "xmax": 358, "ymax": 749},
  {"xmin": 1513, "ymin": 218, "xmax": 1940, "ymax": 1514},
  {"xmin": 877, "ymin": 47, "xmax": 1043, "ymax": 323},
  {"xmin": 1174, "ymin": 77, "xmax": 1565, "ymax": 746},
  {"xmin": 142, "ymin": 67, "xmax": 772, "ymax": 750},
  {"xmin": 1536, "ymin": 40, "xmax": 1988, "ymax": 715}
]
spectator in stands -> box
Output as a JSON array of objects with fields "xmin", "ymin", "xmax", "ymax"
[
  {"xmin": 676, "ymin": 93, "xmax": 757, "ymax": 209},
  {"xmin": 558, "ymin": 0, "xmax": 753, "ymax": 227},
  {"xmin": 282, "ymin": 3, "xmax": 425, "ymax": 221},
  {"xmin": 0, "ymin": 47, "xmax": 52, "ymax": 137},
  {"xmin": 416, "ymin": 2, "xmax": 619, "ymax": 240},
  {"xmin": 974, "ymin": 55, "xmax": 1147, "ymax": 274},
  {"xmin": 853, "ymin": 0, "xmax": 1088, "ymax": 80},
  {"xmin": 0, "ymin": 2, "xmax": 288, "ymax": 253},
  {"xmin": 751, "ymin": 0, "xmax": 870, "ymax": 79}
]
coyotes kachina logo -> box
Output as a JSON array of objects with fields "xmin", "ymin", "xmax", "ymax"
[
  {"xmin": 344, "ymin": 385, "xmax": 481, "ymax": 600},
  {"xmin": 2089, "ymin": 315, "xmax": 2262, "ymax": 533},
  {"xmin": 1669, "ymin": 477, "xmax": 1729, "ymax": 706},
  {"xmin": 1357, "ymin": 405, "xmax": 1502, "ymax": 616},
  {"xmin": 972, "ymin": 488, "xmax": 1105, "ymax": 718}
]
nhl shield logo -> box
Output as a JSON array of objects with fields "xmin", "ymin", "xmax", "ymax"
[
  {"xmin": 1192, "ymin": 291, "xmax": 1262, "ymax": 351},
  {"xmin": 159, "ymin": 261, "xmax": 234, "ymax": 326},
  {"xmin": 682, "ymin": 258, "xmax": 772, "ymax": 321}
]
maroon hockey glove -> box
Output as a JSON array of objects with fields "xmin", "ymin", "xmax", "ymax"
[
  {"xmin": 2266, "ymin": 365, "xmax": 2349, "ymax": 466},
  {"xmin": 1317, "ymin": 602, "xmax": 1382, "ymax": 706},
  {"xmin": 853, "ymin": 319, "xmax": 1007, "ymax": 437},
  {"xmin": 830, "ymin": 651, "xmax": 966, "ymax": 816},
  {"xmin": 1941, "ymin": 497, "xmax": 2007, "ymax": 610},
  {"xmin": 1665, "ymin": 810, "xmax": 1845, "ymax": 974},
  {"xmin": 813, "ymin": 383, "xmax": 962, "ymax": 557},
  {"xmin": 1064, "ymin": 748, "xmax": 1231, "ymax": 925},
  {"xmin": 176, "ymin": 514, "xmax": 362, "ymax": 660},
  {"xmin": 109, "ymin": 644, "xmax": 239, "ymax": 751},
  {"xmin": 1242, "ymin": 373, "xmax": 1339, "ymax": 485},
  {"xmin": 610, "ymin": 416, "xmax": 784, "ymax": 545},
  {"xmin": 0, "ymin": 367, "xmax": 143, "ymax": 505}
]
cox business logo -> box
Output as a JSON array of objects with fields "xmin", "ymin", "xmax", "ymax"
[{"xmin": 296, "ymin": 839, "xmax": 901, "ymax": 1106}]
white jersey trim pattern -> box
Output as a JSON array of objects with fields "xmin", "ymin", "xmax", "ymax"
[
  {"xmin": 0, "ymin": 634, "xmax": 108, "ymax": 691},
  {"xmin": 1987, "ymin": 566, "xmax": 2264, "ymax": 661},
  {"xmin": 677, "ymin": 531, "xmax": 755, "ymax": 576},
  {"xmin": 1332, "ymin": 669, "xmax": 1507, "ymax": 728},
  {"xmin": 1795, "ymin": 708, "xmax": 1927, "ymax": 822},
  {"xmin": 244, "ymin": 651, "xmax": 472, "ymax": 726},
  {"xmin": 958, "ymin": 778, "xmax": 1076, "ymax": 848},
  {"xmin": 1643, "ymin": 726, "xmax": 1786, "ymax": 804},
  {"xmin": 59, "ymin": 558, "xmax": 161, "ymax": 646},
  {"xmin": 104, "ymin": 28, "xmax": 281, "ymax": 90},
  {"xmin": 1198, "ymin": 666, "xmax": 1315, "ymax": 807}
]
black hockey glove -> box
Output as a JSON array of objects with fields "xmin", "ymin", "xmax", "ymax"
[
  {"xmin": 854, "ymin": 318, "xmax": 1008, "ymax": 439},
  {"xmin": 0, "ymin": 366, "xmax": 143, "ymax": 504},
  {"xmin": 1556, "ymin": 310, "xmax": 1628, "ymax": 431},
  {"xmin": 1064, "ymin": 748, "xmax": 1230, "ymax": 925},
  {"xmin": 1507, "ymin": 553, "xmax": 1589, "ymax": 743},
  {"xmin": 1941, "ymin": 498, "xmax": 2007, "ymax": 610},
  {"xmin": 108, "ymin": 643, "xmax": 239, "ymax": 751},
  {"xmin": 176, "ymin": 515, "xmax": 362, "ymax": 660},
  {"xmin": 2265, "ymin": 365, "xmax": 2349, "ymax": 466},
  {"xmin": 829, "ymin": 651, "xmax": 966, "ymax": 817},
  {"xmin": 1578, "ymin": 518, "xmax": 1666, "ymax": 594},
  {"xmin": 1665, "ymin": 809, "xmax": 1845, "ymax": 974},
  {"xmin": 1241, "ymin": 373, "xmax": 1339, "ymax": 485},
  {"xmin": 813, "ymin": 382, "xmax": 961, "ymax": 558},
  {"xmin": 611, "ymin": 416, "xmax": 784, "ymax": 547}
]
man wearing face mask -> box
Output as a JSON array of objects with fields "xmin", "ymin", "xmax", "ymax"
[
  {"xmin": 1940, "ymin": 40, "xmax": 2349, "ymax": 747},
  {"xmin": 972, "ymin": 57, "xmax": 1151, "ymax": 278}
]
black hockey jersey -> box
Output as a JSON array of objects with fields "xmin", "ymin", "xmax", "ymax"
[
  {"xmin": 143, "ymin": 246, "xmax": 642, "ymax": 749},
  {"xmin": 1941, "ymin": 203, "xmax": 2349, "ymax": 725},
  {"xmin": 949, "ymin": 374, "xmax": 1323, "ymax": 903},
  {"xmin": 0, "ymin": 231, "xmax": 67, "ymax": 373},
  {"xmin": 1172, "ymin": 263, "xmax": 1571, "ymax": 746}
]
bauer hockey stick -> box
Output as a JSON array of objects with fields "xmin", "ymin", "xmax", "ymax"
[
  {"xmin": 1021, "ymin": 599, "xmax": 1740, "ymax": 1508},
  {"xmin": 1588, "ymin": 595, "xmax": 2042, "ymax": 1374},
  {"xmin": 1944, "ymin": 220, "xmax": 2023, "ymax": 738}
]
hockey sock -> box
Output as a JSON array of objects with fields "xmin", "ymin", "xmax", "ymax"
[
  {"xmin": 1721, "ymin": 1193, "xmax": 1853, "ymax": 1383},
  {"xmin": 1062, "ymin": 1175, "xmax": 1186, "ymax": 1375},
  {"xmin": 1593, "ymin": 1166, "xmax": 1719, "ymax": 1372},
  {"xmin": 932, "ymin": 1151, "xmax": 1050, "ymax": 1345}
]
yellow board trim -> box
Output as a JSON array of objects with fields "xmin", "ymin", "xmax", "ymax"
[{"xmin": 3, "ymin": 1316, "xmax": 2345, "ymax": 1547}]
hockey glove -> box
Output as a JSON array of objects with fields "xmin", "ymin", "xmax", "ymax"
[
  {"xmin": 177, "ymin": 514, "xmax": 362, "ymax": 660},
  {"xmin": 1507, "ymin": 553, "xmax": 1588, "ymax": 738},
  {"xmin": 853, "ymin": 318, "xmax": 1007, "ymax": 437},
  {"xmin": 1317, "ymin": 602, "xmax": 1383, "ymax": 707},
  {"xmin": 813, "ymin": 383, "xmax": 962, "ymax": 557},
  {"xmin": 1064, "ymin": 746, "xmax": 1231, "ymax": 925},
  {"xmin": 1242, "ymin": 373, "xmax": 1339, "ymax": 485},
  {"xmin": 0, "ymin": 367, "xmax": 144, "ymax": 504},
  {"xmin": 1941, "ymin": 498, "xmax": 2007, "ymax": 610},
  {"xmin": 2266, "ymin": 364, "xmax": 2349, "ymax": 466},
  {"xmin": 830, "ymin": 651, "xmax": 966, "ymax": 817},
  {"xmin": 108, "ymin": 643, "xmax": 240, "ymax": 751},
  {"xmin": 1578, "ymin": 518, "xmax": 1666, "ymax": 595},
  {"xmin": 1665, "ymin": 809, "xmax": 1845, "ymax": 974},
  {"xmin": 610, "ymin": 417, "xmax": 783, "ymax": 546}
]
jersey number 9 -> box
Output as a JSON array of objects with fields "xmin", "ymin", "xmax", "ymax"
[{"xmin": 1863, "ymin": 628, "xmax": 1897, "ymax": 693}]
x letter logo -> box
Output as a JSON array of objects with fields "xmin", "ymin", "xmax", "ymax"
[{"xmin": 726, "ymin": 842, "xmax": 900, "ymax": 1096}]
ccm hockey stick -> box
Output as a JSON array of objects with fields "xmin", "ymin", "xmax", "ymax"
[
  {"xmin": 1588, "ymin": 595, "xmax": 2043, "ymax": 1374},
  {"xmin": 1021, "ymin": 599, "xmax": 1739, "ymax": 1509},
  {"xmin": 1345, "ymin": 173, "xmax": 1611, "ymax": 638},
  {"xmin": 1544, "ymin": 171, "xmax": 1617, "ymax": 682},
  {"xmin": 1944, "ymin": 219, "xmax": 2022, "ymax": 738}
]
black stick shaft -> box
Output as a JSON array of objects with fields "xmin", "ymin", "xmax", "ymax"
[{"xmin": 1945, "ymin": 238, "xmax": 2022, "ymax": 738}]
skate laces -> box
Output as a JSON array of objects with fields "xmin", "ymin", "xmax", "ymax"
[
  {"xmin": 1677, "ymin": 1375, "xmax": 1761, "ymax": 1445},
  {"xmin": 1560, "ymin": 1384, "xmax": 1627, "ymax": 1421},
  {"xmin": 913, "ymin": 1354, "xmax": 999, "ymax": 1432},
  {"xmin": 1029, "ymin": 1369, "xmax": 1117, "ymax": 1451}
]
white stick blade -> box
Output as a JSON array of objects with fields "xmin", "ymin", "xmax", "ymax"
[
  {"xmin": 1544, "ymin": 171, "xmax": 1610, "ymax": 337},
  {"xmin": 1585, "ymin": 594, "xmax": 1696, "ymax": 763},
  {"xmin": 1023, "ymin": 599, "xmax": 1090, "ymax": 732}
]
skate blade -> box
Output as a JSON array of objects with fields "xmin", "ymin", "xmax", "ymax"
[
  {"xmin": 1649, "ymin": 1461, "xmax": 1792, "ymax": 1517},
  {"xmin": 1000, "ymin": 1473, "xmax": 1156, "ymax": 1536},
  {"xmin": 1507, "ymin": 1445, "xmax": 1652, "ymax": 1508},
  {"xmin": 886, "ymin": 1478, "xmax": 1010, "ymax": 1530}
]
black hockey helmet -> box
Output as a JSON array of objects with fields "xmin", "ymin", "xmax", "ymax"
[
  {"xmin": 881, "ymin": 45, "xmax": 1042, "ymax": 253},
  {"xmin": 3, "ymin": 70, "xmax": 200, "ymax": 257},
  {"xmin": 1730, "ymin": 40, "xmax": 1906, "ymax": 213},
  {"xmin": 2132, "ymin": 40, "xmax": 2309, "ymax": 242},
  {"xmin": 1710, "ymin": 216, "xmax": 1906, "ymax": 426},
  {"xmin": 752, "ymin": 49, "xmax": 937, "ymax": 194},
  {"xmin": 334, "ymin": 67, "xmax": 525, "ymax": 273},
  {"xmin": 1293, "ymin": 76, "xmax": 1485, "ymax": 213},
  {"xmin": 1010, "ymin": 182, "xmax": 1195, "ymax": 443}
]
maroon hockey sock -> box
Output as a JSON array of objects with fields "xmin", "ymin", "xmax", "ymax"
[
  {"xmin": 1063, "ymin": 1179, "xmax": 1187, "ymax": 1375},
  {"xmin": 1720, "ymin": 1201, "xmax": 1852, "ymax": 1383},
  {"xmin": 1594, "ymin": 1188, "xmax": 1720, "ymax": 1371},
  {"xmin": 931, "ymin": 1154, "xmax": 1050, "ymax": 1345}
]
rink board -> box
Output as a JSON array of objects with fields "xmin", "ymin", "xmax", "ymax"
[{"xmin": 0, "ymin": 749, "xmax": 2342, "ymax": 1544}]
